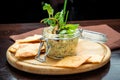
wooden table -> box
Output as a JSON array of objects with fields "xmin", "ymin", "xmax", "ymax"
[{"xmin": 0, "ymin": 19, "xmax": 120, "ymax": 80}]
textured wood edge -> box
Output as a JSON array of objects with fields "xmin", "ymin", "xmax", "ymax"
[{"xmin": 6, "ymin": 43, "xmax": 111, "ymax": 75}]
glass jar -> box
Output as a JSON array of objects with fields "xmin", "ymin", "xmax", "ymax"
[{"xmin": 42, "ymin": 27, "xmax": 81, "ymax": 59}]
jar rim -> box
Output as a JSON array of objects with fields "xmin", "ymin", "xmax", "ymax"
[{"xmin": 42, "ymin": 27, "xmax": 80, "ymax": 40}]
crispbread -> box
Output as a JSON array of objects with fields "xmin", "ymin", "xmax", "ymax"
[
  {"xmin": 76, "ymin": 39, "xmax": 105, "ymax": 63},
  {"xmin": 54, "ymin": 55, "xmax": 90, "ymax": 68},
  {"xmin": 86, "ymin": 55, "xmax": 104, "ymax": 63},
  {"xmin": 15, "ymin": 43, "xmax": 40, "ymax": 58},
  {"xmin": 9, "ymin": 43, "xmax": 19, "ymax": 53},
  {"xmin": 9, "ymin": 34, "xmax": 46, "ymax": 58},
  {"xmin": 16, "ymin": 34, "xmax": 42, "ymax": 43}
]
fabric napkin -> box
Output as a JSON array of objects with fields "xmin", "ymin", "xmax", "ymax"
[
  {"xmin": 10, "ymin": 24, "xmax": 120, "ymax": 50},
  {"xmin": 82, "ymin": 24, "xmax": 120, "ymax": 50}
]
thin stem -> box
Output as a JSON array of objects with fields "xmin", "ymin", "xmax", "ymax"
[
  {"xmin": 65, "ymin": 11, "xmax": 69, "ymax": 24},
  {"xmin": 63, "ymin": 0, "xmax": 68, "ymax": 21}
]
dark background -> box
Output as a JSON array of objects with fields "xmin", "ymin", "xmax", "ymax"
[{"xmin": 0, "ymin": 0, "xmax": 120, "ymax": 24}]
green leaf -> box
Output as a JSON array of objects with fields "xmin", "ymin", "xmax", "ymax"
[
  {"xmin": 59, "ymin": 24, "xmax": 79, "ymax": 34},
  {"xmin": 47, "ymin": 19, "xmax": 56, "ymax": 26},
  {"xmin": 43, "ymin": 3, "xmax": 54, "ymax": 17},
  {"xmin": 59, "ymin": 30, "xmax": 67, "ymax": 34},
  {"xmin": 41, "ymin": 18, "xmax": 57, "ymax": 27},
  {"xmin": 65, "ymin": 24, "xmax": 79, "ymax": 30},
  {"xmin": 54, "ymin": 12, "xmax": 61, "ymax": 19},
  {"xmin": 67, "ymin": 29, "xmax": 75, "ymax": 34}
]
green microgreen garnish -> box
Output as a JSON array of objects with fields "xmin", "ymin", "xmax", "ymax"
[{"xmin": 41, "ymin": 0, "xmax": 79, "ymax": 34}]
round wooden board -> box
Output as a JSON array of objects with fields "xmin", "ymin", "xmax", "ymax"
[{"xmin": 6, "ymin": 40, "xmax": 111, "ymax": 75}]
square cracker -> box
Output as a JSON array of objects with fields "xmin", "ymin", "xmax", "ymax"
[
  {"xmin": 86, "ymin": 54, "xmax": 105, "ymax": 63},
  {"xmin": 77, "ymin": 39, "xmax": 106, "ymax": 63},
  {"xmin": 16, "ymin": 34, "xmax": 42, "ymax": 43},
  {"xmin": 9, "ymin": 43, "xmax": 19, "ymax": 53},
  {"xmin": 54, "ymin": 55, "xmax": 90, "ymax": 68},
  {"xmin": 15, "ymin": 43, "xmax": 40, "ymax": 58}
]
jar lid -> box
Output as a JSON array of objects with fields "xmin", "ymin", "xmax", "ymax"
[{"xmin": 80, "ymin": 29, "xmax": 107, "ymax": 43}]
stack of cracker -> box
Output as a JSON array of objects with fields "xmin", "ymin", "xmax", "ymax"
[{"xmin": 9, "ymin": 35, "xmax": 45, "ymax": 58}]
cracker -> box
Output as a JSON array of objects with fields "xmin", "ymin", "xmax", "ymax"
[
  {"xmin": 77, "ymin": 40, "xmax": 105, "ymax": 63},
  {"xmin": 86, "ymin": 55, "xmax": 105, "ymax": 63},
  {"xmin": 16, "ymin": 34, "xmax": 42, "ymax": 43},
  {"xmin": 9, "ymin": 34, "xmax": 45, "ymax": 58},
  {"xmin": 9, "ymin": 43, "xmax": 19, "ymax": 53},
  {"xmin": 15, "ymin": 43, "xmax": 40, "ymax": 58},
  {"xmin": 54, "ymin": 55, "xmax": 90, "ymax": 68}
]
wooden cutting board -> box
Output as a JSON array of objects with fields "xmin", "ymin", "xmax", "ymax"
[{"xmin": 6, "ymin": 39, "xmax": 111, "ymax": 75}]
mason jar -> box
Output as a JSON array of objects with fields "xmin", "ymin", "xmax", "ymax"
[{"xmin": 42, "ymin": 27, "xmax": 81, "ymax": 59}]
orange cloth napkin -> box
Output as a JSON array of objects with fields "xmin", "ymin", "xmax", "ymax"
[{"xmin": 10, "ymin": 24, "xmax": 120, "ymax": 50}]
